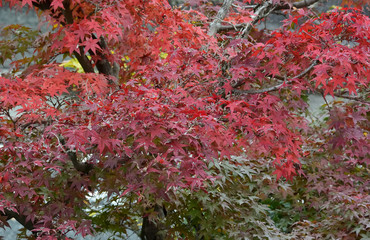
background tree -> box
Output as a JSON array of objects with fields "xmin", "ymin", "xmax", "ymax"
[{"xmin": 0, "ymin": 0, "xmax": 368, "ymax": 239}]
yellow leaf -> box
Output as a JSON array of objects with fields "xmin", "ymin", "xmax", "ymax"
[
  {"xmin": 89, "ymin": 212, "xmax": 97, "ymax": 217},
  {"xmin": 159, "ymin": 52, "xmax": 168, "ymax": 59},
  {"xmin": 53, "ymin": 24, "xmax": 61, "ymax": 29},
  {"xmin": 60, "ymin": 57, "xmax": 90, "ymax": 73},
  {"xmin": 121, "ymin": 55, "xmax": 130, "ymax": 62}
]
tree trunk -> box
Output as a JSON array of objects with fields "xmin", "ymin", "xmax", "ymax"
[{"xmin": 140, "ymin": 205, "xmax": 166, "ymax": 240}]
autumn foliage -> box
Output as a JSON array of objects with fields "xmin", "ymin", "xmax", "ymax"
[{"xmin": 0, "ymin": 0, "xmax": 369, "ymax": 239}]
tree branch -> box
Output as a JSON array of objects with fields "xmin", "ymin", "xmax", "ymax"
[
  {"xmin": 74, "ymin": 48, "xmax": 95, "ymax": 73},
  {"xmin": 210, "ymin": 0, "xmax": 319, "ymax": 35},
  {"xmin": 67, "ymin": 150, "xmax": 94, "ymax": 175},
  {"xmin": 2, "ymin": 209, "xmax": 37, "ymax": 234},
  {"xmin": 234, "ymin": 81, "xmax": 285, "ymax": 95},
  {"xmin": 33, "ymin": 0, "xmax": 117, "ymax": 78},
  {"xmin": 89, "ymin": 35, "xmax": 119, "ymax": 80},
  {"xmin": 60, "ymin": 1, "xmax": 96, "ymax": 74},
  {"xmin": 58, "ymin": 137, "xmax": 94, "ymax": 175},
  {"xmin": 218, "ymin": 23, "xmax": 245, "ymax": 31},
  {"xmin": 332, "ymin": 91, "xmax": 369, "ymax": 104},
  {"xmin": 208, "ymin": 0, "xmax": 235, "ymax": 36},
  {"xmin": 232, "ymin": 4, "xmax": 257, "ymax": 9},
  {"xmin": 2, "ymin": 209, "xmax": 71, "ymax": 239},
  {"xmin": 238, "ymin": 1, "xmax": 276, "ymax": 38},
  {"xmin": 275, "ymin": 0, "xmax": 320, "ymax": 10},
  {"xmin": 234, "ymin": 58, "xmax": 319, "ymax": 95}
]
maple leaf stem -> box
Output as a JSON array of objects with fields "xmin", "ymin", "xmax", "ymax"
[
  {"xmin": 21, "ymin": 120, "xmax": 53, "ymax": 131},
  {"xmin": 334, "ymin": 92, "xmax": 368, "ymax": 102},
  {"xmin": 235, "ymin": 81, "xmax": 285, "ymax": 95},
  {"xmin": 321, "ymin": 92, "xmax": 332, "ymax": 110}
]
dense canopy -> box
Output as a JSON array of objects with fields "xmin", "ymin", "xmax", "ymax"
[{"xmin": 0, "ymin": 0, "xmax": 369, "ymax": 239}]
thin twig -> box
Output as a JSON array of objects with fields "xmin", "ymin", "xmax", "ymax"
[
  {"xmin": 234, "ymin": 57, "xmax": 319, "ymax": 95},
  {"xmin": 328, "ymin": 91, "xmax": 369, "ymax": 104},
  {"xmin": 321, "ymin": 92, "xmax": 332, "ymax": 110}
]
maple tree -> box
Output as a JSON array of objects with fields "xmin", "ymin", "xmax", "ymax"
[{"xmin": 0, "ymin": 0, "xmax": 369, "ymax": 239}]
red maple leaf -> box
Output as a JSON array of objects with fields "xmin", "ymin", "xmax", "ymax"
[
  {"xmin": 82, "ymin": 38, "xmax": 101, "ymax": 54},
  {"xmin": 50, "ymin": 0, "xmax": 65, "ymax": 11}
]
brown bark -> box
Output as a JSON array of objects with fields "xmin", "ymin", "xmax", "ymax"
[{"xmin": 140, "ymin": 205, "xmax": 167, "ymax": 240}]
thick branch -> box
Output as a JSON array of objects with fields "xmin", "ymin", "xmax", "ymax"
[
  {"xmin": 34, "ymin": 0, "xmax": 116, "ymax": 77},
  {"xmin": 140, "ymin": 205, "xmax": 167, "ymax": 240},
  {"xmin": 214, "ymin": 0, "xmax": 319, "ymax": 34},
  {"xmin": 60, "ymin": 1, "xmax": 96, "ymax": 74},
  {"xmin": 89, "ymin": 35, "xmax": 119, "ymax": 79},
  {"xmin": 275, "ymin": 0, "xmax": 320, "ymax": 10},
  {"xmin": 93, "ymin": 38, "xmax": 112, "ymax": 75},
  {"xmin": 2, "ymin": 209, "xmax": 70, "ymax": 239},
  {"xmin": 3, "ymin": 209, "xmax": 36, "ymax": 233},
  {"xmin": 208, "ymin": 0, "xmax": 235, "ymax": 36},
  {"xmin": 218, "ymin": 23, "xmax": 245, "ymax": 31},
  {"xmin": 67, "ymin": 151, "xmax": 94, "ymax": 175},
  {"xmin": 238, "ymin": 1, "xmax": 276, "ymax": 38},
  {"xmin": 74, "ymin": 48, "xmax": 95, "ymax": 73},
  {"xmin": 63, "ymin": 2, "xmax": 115, "ymax": 78},
  {"xmin": 59, "ymin": 138, "xmax": 94, "ymax": 175},
  {"xmin": 34, "ymin": 0, "xmax": 95, "ymax": 73}
]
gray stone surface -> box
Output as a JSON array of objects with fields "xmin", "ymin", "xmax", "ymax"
[{"xmin": 0, "ymin": 4, "xmax": 39, "ymax": 29}]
